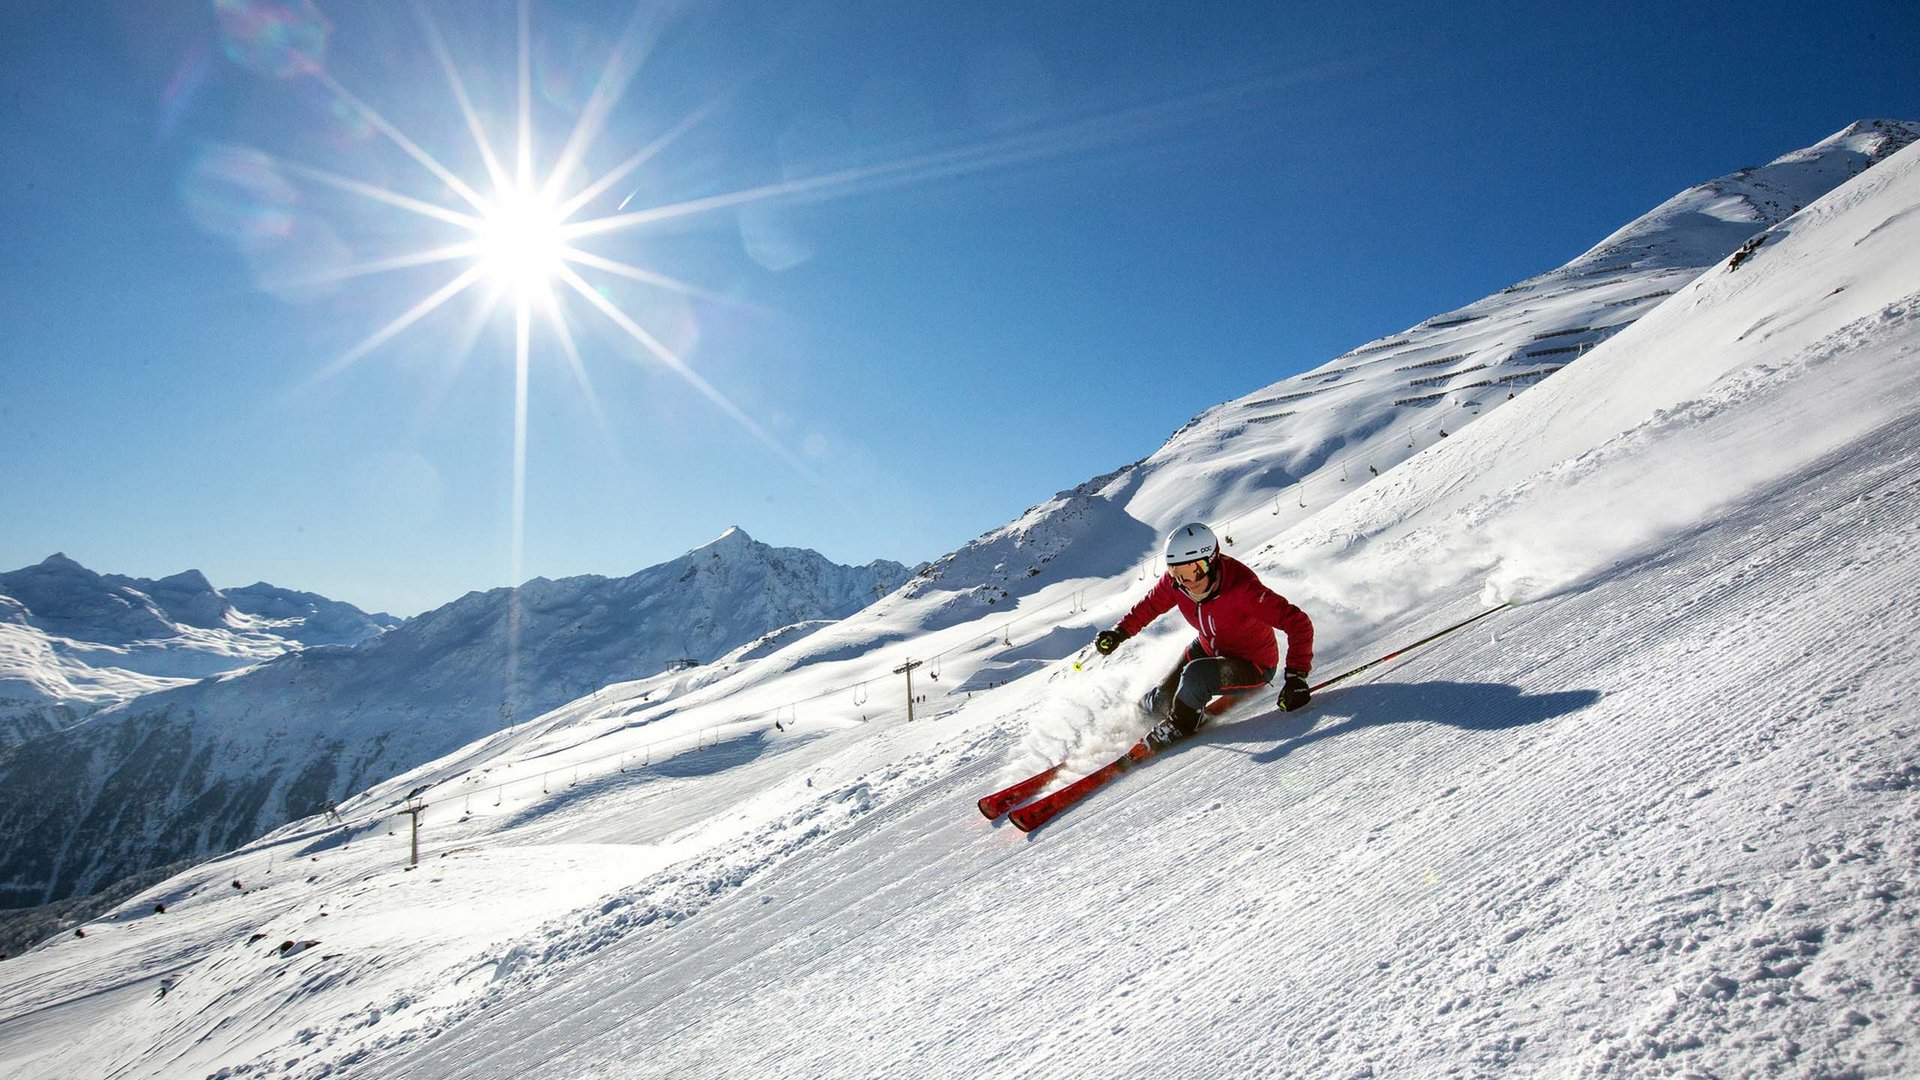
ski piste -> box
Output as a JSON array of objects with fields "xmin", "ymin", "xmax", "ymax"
[{"xmin": 986, "ymin": 604, "xmax": 1511, "ymax": 832}]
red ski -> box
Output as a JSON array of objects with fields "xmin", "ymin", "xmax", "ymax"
[
  {"xmin": 977, "ymin": 763, "xmax": 1064, "ymax": 819},
  {"xmin": 990, "ymin": 693, "xmax": 1245, "ymax": 828},
  {"xmin": 1007, "ymin": 739, "xmax": 1156, "ymax": 832}
]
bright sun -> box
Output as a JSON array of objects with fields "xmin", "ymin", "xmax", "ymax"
[{"xmin": 473, "ymin": 184, "xmax": 568, "ymax": 299}]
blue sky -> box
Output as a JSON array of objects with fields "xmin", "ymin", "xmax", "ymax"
[{"xmin": 3, "ymin": 0, "xmax": 1917, "ymax": 616}]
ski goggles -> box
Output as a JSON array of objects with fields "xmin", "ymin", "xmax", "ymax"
[{"xmin": 1169, "ymin": 558, "xmax": 1213, "ymax": 588}]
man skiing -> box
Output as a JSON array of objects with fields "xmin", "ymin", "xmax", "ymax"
[{"xmin": 1093, "ymin": 522, "xmax": 1314, "ymax": 749}]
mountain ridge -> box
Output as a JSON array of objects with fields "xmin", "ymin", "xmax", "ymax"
[
  {"xmin": 0, "ymin": 554, "xmax": 400, "ymax": 748},
  {"xmin": 0, "ymin": 530, "xmax": 915, "ymax": 907}
]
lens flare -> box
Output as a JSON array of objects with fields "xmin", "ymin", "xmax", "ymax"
[
  {"xmin": 213, "ymin": 0, "xmax": 329, "ymax": 80},
  {"xmin": 182, "ymin": 146, "xmax": 297, "ymax": 243}
]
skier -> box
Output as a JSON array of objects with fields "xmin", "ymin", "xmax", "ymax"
[{"xmin": 1093, "ymin": 522, "xmax": 1314, "ymax": 749}]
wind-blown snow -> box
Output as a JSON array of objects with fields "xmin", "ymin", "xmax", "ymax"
[{"xmin": 1, "ymin": 121, "xmax": 1916, "ymax": 1080}]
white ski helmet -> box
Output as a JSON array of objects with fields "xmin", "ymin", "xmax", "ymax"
[{"xmin": 1164, "ymin": 522, "xmax": 1218, "ymax": 566}]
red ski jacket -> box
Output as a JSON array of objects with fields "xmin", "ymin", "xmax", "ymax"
[{"xmin": 1115, "ymin": 555, "xmax": 1314, "ymax": 673}]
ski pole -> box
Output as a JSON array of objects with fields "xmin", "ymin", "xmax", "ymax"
[{"xmin": 1309, "ymin": 602, "xmax": 1511, "ymax": 694}]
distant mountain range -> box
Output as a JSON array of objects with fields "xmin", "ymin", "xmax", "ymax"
[
  {"xmin": 0, "ymin": 554, "xmax": 398, "ymax": 747},
  {"xmin": 0, "ymin": 529, "xmax": 913, "ymax": 907}
]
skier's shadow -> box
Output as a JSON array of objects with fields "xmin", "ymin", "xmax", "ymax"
[{"xmin": 1207, "ymin": 680, "xmax": 1602, "ymax": 764}]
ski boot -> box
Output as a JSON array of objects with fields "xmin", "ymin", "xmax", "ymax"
[{"xmin": 1143, "ymin": 699, "xmax": 1202, "ymax": 752}]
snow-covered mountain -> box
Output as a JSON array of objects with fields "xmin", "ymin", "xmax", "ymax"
[
  {"xmin": 1, "ymin": 120, "xmax": 1916, "ymax": 1080},
  {"xmin": 0, "ymin": 529, "xmax": 912, "ymax": 909},
  {"xmin": 0, "ymin": 554, "xmax": 398, "ymax": 747},
  {"xmin": 905, "ymin": 119, "xmax": 1920, "ymax": 625}
]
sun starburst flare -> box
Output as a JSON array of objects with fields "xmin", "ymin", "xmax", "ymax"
[
  {"xmin": 295, "ymin": 3, "xmax": 769, "ymax": 464},
  {"xmin": 272, "ymin": 1, "xmax": 1291, "ymax": 528}
]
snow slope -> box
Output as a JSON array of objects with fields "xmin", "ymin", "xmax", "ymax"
[{"xmin": 0, "ymin": 121, "xmax": 1916, "ymax": 1079}]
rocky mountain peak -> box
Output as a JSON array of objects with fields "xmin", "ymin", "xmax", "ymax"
[{"xmin": 38, "ymin": 552, "xmax": 93, "ymax": 575}]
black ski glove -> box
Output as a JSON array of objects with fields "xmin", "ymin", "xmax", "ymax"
[
  {"xmin": 1094, "ymin": 629, "xmax": 1127, "ymax": 656},
  {"xmin": 1277, "ymin": 669, "xmax": 1311, "ymax": 712}
]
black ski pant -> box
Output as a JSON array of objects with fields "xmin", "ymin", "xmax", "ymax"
[{"xmin": 1153, "ymin": 640, "xmax": 1276, "ymax": 737}]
